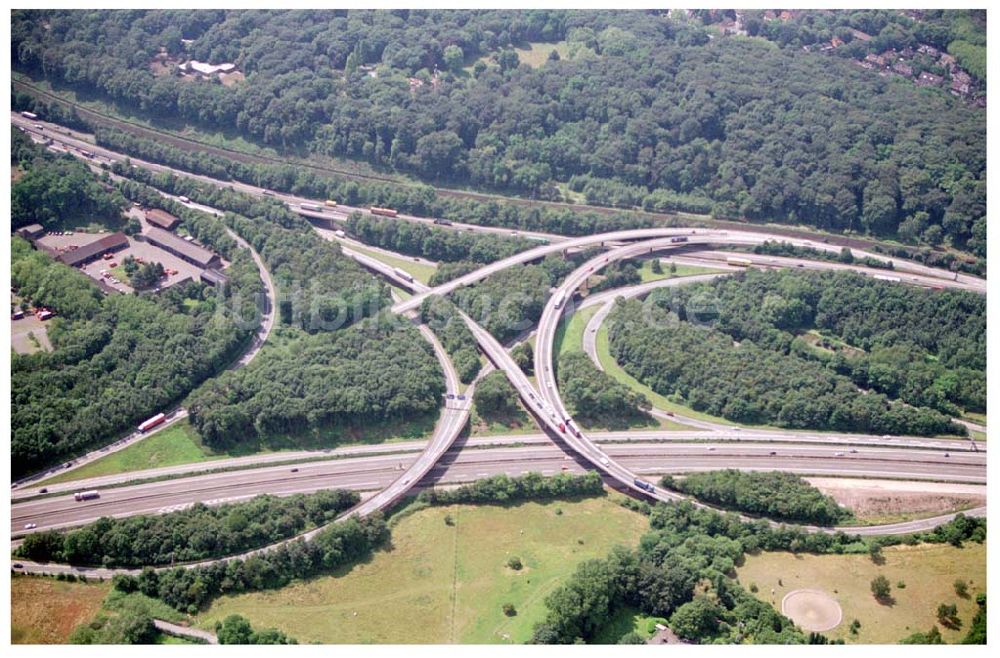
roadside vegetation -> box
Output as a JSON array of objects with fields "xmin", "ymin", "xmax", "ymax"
[
  {"xmin": 420, "ymin": 295, "xmax": 482, "ymax": 384},
  {"xmin": 16, "ymin": 490, "xmax": 358, "ymax": 567},
  {"xmin": 557, "ymin": 351, "xmax": 652, "ymax": 429},
  {"xmin": 345, "ymin": 212, "xmax": 534, "ymax": 263},
  {"xmin": 660, "ymin": 471, "xmax": 852, "ymax": 526}
]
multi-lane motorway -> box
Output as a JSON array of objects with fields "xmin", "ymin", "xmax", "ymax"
[
  {"xmin": 9, "ymin": 112, "xmax": 990, "ymax": 569},
  {"xmin": 12, "ymin": 442, "xmax": 985, "ymax": 535}
]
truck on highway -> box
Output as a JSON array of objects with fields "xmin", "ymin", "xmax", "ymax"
[
  {"xmin": 334, "ymin": 230, "xmax": 346, "ymax": 238},
  {"xmin": 873, "ymin": 274, "xmax": 902, "ymax": 283},
  {"xmin": 554, "ymin": 291, "xmax": 567, "ymax": 310},
  {"xmin": 74, "ymin": 490, "xmax": 100, "ymax": 501},
  {"xmin": 393, "ymin": 267, "xmax": 414, "ymax": 283},
  {"xmin": 726, "ymin": 256, "xmax": 753, "ymax": 267},
  {"xmin": 20, "ymin": 111, "xmax": 39, "ymax": 120},
  {"xmin": 300, "ymin": 202, "xmax": 324, "ymax": 212},
  {"xmin": 325, "ymin": 199, "xmax": 338, "ymax": 208},
  {"xmin": 633, "ymin": 479, "xmax": 656, "ymax": 493},
  {"xmin": 433, "ymin": 218, "xmax": 453, "ymax": 226},
  {"xmin": 526, "ymin": 236, "xmax": 549, "ymax": 244},
  {"xmin": 669, "ymin": 236, "xmax": 688, "ymax": 243},
  {"xmin": 138, "ymin": 412, "xmax": 166, "ymax": 433},
  {"xmin": 177, "ymin": 196, "xmax": 190, "ymax": 204},
  {"xmin": 370, "ymin": 206, "xmax": 399, "ymax": 218}
]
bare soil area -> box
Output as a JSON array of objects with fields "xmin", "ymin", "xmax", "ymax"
[{"xmin": 806, "ymin": 477, "xmax": 985, "ymax": 523}]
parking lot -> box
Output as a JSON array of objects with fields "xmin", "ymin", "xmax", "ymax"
[
  {"xmin": 10, "ymin": 311, "xmax": 53, "ymax": 355},
  {"xmin": 36, "ymin": 226, "xmax": 208, "ymax": 294}
]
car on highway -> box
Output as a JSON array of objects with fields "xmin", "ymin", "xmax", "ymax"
[
  {"xmin": 24, "ymin": 523, "xmax": 37, "ymax": 530},
  {"xmin": 944, "ymin": 453, "xmax": 950, "ymax": 458},
  {"xmin": 599, "ymin": 457, "xmax": 610, "ymax": 466},
  {"xmin": 769, "ymin": 451, "xmax": 777, "ymax": 455},
  {"xmin": 706, "ymin": 446, "xmax": 715, "ymax": 451},
  {"xmin": 13, "ymin": 564, "xmax": 23, "ymax": 569},
  {"xmin": 290, "ymin": 468, "xmax": 299, "ymax": 473},
  {"xmin": 39, "ymin": 488, "xmax": 47, "ymax": 494},
  {"xmin": 457, "ymin": 394, "xmax": 467, "ymax": 401},
  {"xmin": 835, "ymin": 452, "xmax": 844, "ymax": 457},
  {"xmin": 445, "ymin": 394, "xmax": 455, "ymax": 400},
  {"xmin": 849, "ymin": 449, "xmax": 858, "ymax": 454}
]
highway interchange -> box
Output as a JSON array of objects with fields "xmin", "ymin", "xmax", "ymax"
[{"xmin": 9, "ymin": 112, "xmax": 989, "ymax": 574}]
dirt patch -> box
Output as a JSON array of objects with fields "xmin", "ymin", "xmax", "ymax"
[
  {"xmin": 806, "ymin": 478, "xmax": 985, "ymax": 522},
  {"xmin": 781, "ymin": 589, "xmax": 843, "ymax": 632},
  {"xmin": 219, "ymin": 71, "xmax": 245, "ymax": 87},
  {"xmin": 11, "ymin": 575, "xmax": 111, "ymax": 644},
  {"xmin": 11, "ymin": 315, "xmax": 53, "ymax": 354}
]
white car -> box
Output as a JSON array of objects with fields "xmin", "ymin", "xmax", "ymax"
[
  {"xmin": 24, "ymin": 523, "xmax": 37, "ymax": 530},
  {"xmin": 599, "ymin": 457, "xmax": 610, "ymax": 466}
]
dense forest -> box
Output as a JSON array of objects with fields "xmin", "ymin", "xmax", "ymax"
[
  {"xmin": 557, "ymin": 351, "xmax": 650, "ymax": 428},
  {"xmin": 186, "ymin": 314, "xmax": 444, "ymax": 449},
  {"xmin": 16, "ymin": 490, "xmax": 358, "ymax": 567},
  {"xmin": 12, "ymin": 9, "xmax": 985, "ymax": 258},
  {"xmin": 531, "ymin": 500, "xmax": 985, "ymax": 644},
  {"xmin": 345, "ymin": 212, "xmax": 534, "ymax": 263},
  {"xmin": 10, "ymin": 137, "xmax": 265, "ymax": 476},
  {"xmin": 419, "ymin": 295, "xmax": 481, "ymax": 384},
  {"xmin": 660, "ymin": 471, "xmax": 851, "ymax": 526},
  {"xmin": 607, "ymin": 296, "xmax": 964, "ymax": 436},
  {"xmin": 113, "ymin": 513, "xmax": 389, "ymax": 613},
  {"xmin": 448, "ymin": 254, "xmax": 582, "ymax": 343},
  {"xmin": 648, "ymin": 269, "xmax": 986, "ymax": 416},
  {"xmin": 11, "ymin": 132, "xmax": 126, "ymax": 231}
]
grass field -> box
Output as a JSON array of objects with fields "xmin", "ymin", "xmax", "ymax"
[
  {"xmin": 736, "ymin": 542, "xmax": 986, "ymax": 644},
  {"xmin": 638, "ymin": 260, "xmax": 726, "ymax": 283},
  {"xmin": 40, "ymin": 412, "xmax": 440, "ymax": 485},
  {"xmin": 345, "ymin": 243, "xmax": 437, "ymax": 285},
  {"xmin": 592, "ymin": 607, "xmax": 666, "ymax": 644},
  {"xmin": 554, "ymin": 306, "xmax": 599, "ymax": 358},
  {"xmin": 11, "ymin": 575, "xmax": 111, "ymax": 644},
  {"xmin": 195, "ymin": 496, "xmax": 648, "ymax": 644},
  {"xmin": 40, "ymin": 420, "xmax": 217, "ymax": 485}
]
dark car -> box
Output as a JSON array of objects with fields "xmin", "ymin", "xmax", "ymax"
[
  {"xmin": 457, "ymin": 394, "xmax": 467, "ymax": 401},
  {"xmin": 13, "ymin": 563, "xmax": 23, "ymax": 569},
  {"xmin": 290, "ymin": 468, "xmax": 299, "ymax": 473},
  {"xmin": 39, "ymin": 488, "xmax": 48, "ymax": 494},
  {"xmin": 769, "ymin": 451, "xmax": 777, "ymax": 456}
]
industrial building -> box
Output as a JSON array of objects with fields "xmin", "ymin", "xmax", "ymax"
[
  {"xmin": 56, "ymin": 232, "xmax": 129, "ymax": 267},
  {"xmin": 144, "ymin": 208, "xmax": 180, "ymax": 231},
  {"xmin": 144, "ymin": 227, "xmax": 220, "ymax": 269},
  {"xmin": 16, "ymin": 224, "xmax": 45, "ymax": 240}
]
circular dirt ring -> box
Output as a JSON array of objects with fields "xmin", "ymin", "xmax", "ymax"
[{"xmin": 781, "ymin": 589, "xmax": 843, "ymax": 632}]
